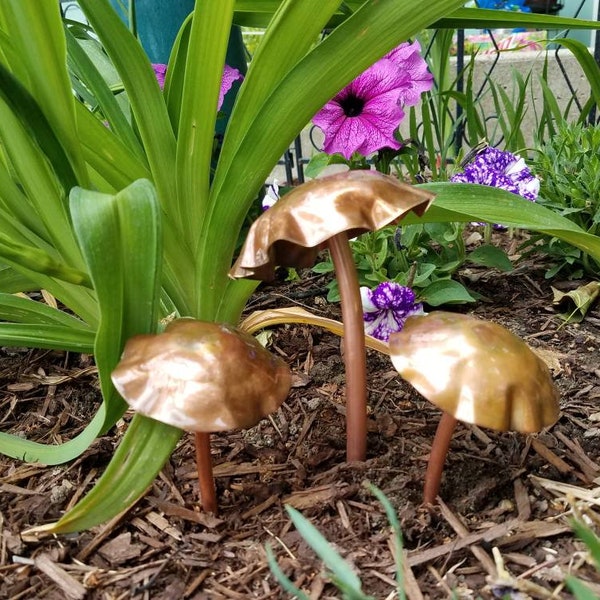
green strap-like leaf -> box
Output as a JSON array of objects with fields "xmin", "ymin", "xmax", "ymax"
[
  {"xmin": 176, "ymin": 0, "xmax": 235, "ymax": 250},
  {"xmin": 0, "ymin": 1, "xmax": 89, "ymax": 187},
  {"xmin": 42, "ymin": 415, "xmax": 182, "ymax": 533},
  {"xmin": 0, "ymin": 293, "xmax": 93, "ymax": 328},
  {"xmin": 71, "ymin": 178, "xmax": 162, "ymax": 424},
  {"xmin": 64, "ymin": 25, "xmax": 144, "ymax": 160},
  {"xmin": 413, "ymin": 183, "xmax": 600, "ymax": 265}
]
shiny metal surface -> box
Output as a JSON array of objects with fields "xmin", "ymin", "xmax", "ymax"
[
  {"xmin": 111, "ymin": 319, "xmax": 291, "ymax": 432},
  {"xmin": 389, "ymin": 311, "xmax": 560, "ymax": 433},
  {"xmin": 229, "ymin": 170, "xmax": 434, "ymax": 281}
]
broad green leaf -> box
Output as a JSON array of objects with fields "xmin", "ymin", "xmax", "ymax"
[
  {"xmin": 77, "ymin": 0, "xmax": 177, "ymax": 221},
  {"xmin": 468, "ymin": 245, "xmax": 513, "ymax": 272},
  {"xmin": 422, "ymin": 279, "xmax": 477, "ymax": 306},
  {"xmin": 0, "ymin": 266, "xmax": 36, "ymax": 294},
  {"xmin": 27, "ymin": 415, "xmax": 183, "ymax": 533},
  {"xmin": 413, "ymin": 183, "xmax": 600, "ymax": 266},
  {"xmin": 74, "ymin": 101, "xmax": 151, "ymax": 192},
  {"xmin": 71, "ymin": 178, "xmax": 162, "ymax": 431}
]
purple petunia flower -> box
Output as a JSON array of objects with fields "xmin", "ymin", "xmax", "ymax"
[
  {"xmin": 385, "ymin": 41, "xmax": 434, "ymax": 108},
  {"xmin": 151, "ymin": 63, "xmax": 243, "ymax": 111},
  {"xmin": 361, "ymin": 282, "xmax": 424, "ymax": 342},
  {"xmin": 312, "ymin": 41, "xmax": 433, "ymax": 160},
  {"xmin": 450, "ymin": 147, "xmax": 539, "ymax": 201}
]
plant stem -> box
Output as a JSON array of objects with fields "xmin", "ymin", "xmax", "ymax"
[
  {"xmin": 194, "ymin": 432, "xmax": 218, "ymax": 514},
  {"xmin": 423, "ymin": 412, "xmax": 458, "ymax": 505},
  {"xmin": 327, "ymin": 232, "xmax": 367, "ymax": 462}
]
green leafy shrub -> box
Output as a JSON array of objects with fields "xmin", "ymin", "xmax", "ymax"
[{"xmin": 524, "ymin": 122, "xmax": 600, "ymax": 278}]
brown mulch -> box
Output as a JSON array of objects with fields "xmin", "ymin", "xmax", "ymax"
[{"xmin": 2, "ymin": 239, "xmax": 600, "ymax": 599}]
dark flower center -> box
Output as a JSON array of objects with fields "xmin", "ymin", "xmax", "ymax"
[{"xmin": 339, "ymin": 93, "xmax": 365, "ymax": 117}]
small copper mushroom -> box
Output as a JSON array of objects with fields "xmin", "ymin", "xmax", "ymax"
[
  {"xmin": 388, "ymin": 311, "xmax": 560, "ymax": 505},
  {"xmin": 111, "ymin": 318, "xmax": 291, "ymax": 514},
  {"xmin": 229, "ymin": 170, "xmax": 433, "ymax": 462}
]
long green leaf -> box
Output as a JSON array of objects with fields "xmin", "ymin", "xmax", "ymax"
[
  {"xmin": 0, "ymin": 293, "xmax": 93, "ymax": 328},
  {"xmin": 285, "ymin": 506, "xmax": 369, "ymax": 598},
  {"xmin": 0, "ymin": 1, "xmax": 89, "ymax": 186},
  {"xmin": 553, "ymin": 38, "xmax": 600, "ymax": 113},
  {"xmin": 411, "ymin": 183, "xmax": 600, "ymax": 264},
  {"xmin": 71, "ymin": 178, "xmax": 162, "ymax": 431},
  {"xmin": 44, "ymin": 415, "xmax": 182, "ymax": 533},
  {"xmin": 64, "ymin": 25, "xmax": 144, "ymax": 159},
  {"xmin": 433, "ymin": 8, "xmax": 600, "ymax": 30},
  {"xmin": 0, "ymin": 407, "xmax": 108, "ymax": 465},
  {"xmin": 177, "ymin": 0, "xmax": 235, "ymax": 250}
]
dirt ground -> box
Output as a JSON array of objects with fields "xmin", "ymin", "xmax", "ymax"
[{"xmin": 1, "ymin": 233, "xmax": 600, "ymax": 599}]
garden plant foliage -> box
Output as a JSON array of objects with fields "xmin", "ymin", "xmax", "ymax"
[{"xmin": 0, "ymin": 0, "xmax": 598, "ymax": 534}]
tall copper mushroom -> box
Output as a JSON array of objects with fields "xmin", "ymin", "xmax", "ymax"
[
  {"xmin": 111, "ymin": 318, "xmax": 291, "ymax": 514},
  {"xmin": 388, "ymin": 311, "xmax": 560, "ymax": 504},
  {"xmin": 229, "ymin": 170, "xmax": 433, "ymax": 461}
]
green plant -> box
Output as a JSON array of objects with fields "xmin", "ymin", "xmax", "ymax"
[
  {"xmin": 269, "ymin": 488, "xmax": 600, "ymax": 599},
  {"xmin": 0, "ymin": 1, "xmax": 597, "ymax": 536},
  {"xmin": 314, "ymin": 221, "xmax": 513, "ymax": 305},
  {"xmin": 267, "ymin": 483, "xmax": 405, "ymax": 600},
  {"xmin": 524, "ymin": 121, "xmax": 600, "ymax": 278}
]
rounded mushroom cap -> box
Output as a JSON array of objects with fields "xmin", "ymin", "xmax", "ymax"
[
  {"xmin": 111, "ymin": 319, "xmax": 292, "ymax": 432},
  {"xmin": 229, "ymin": 170, "xmax": 434, "ymax": 281},
  {"xmin": 389, "ymin": 311, "xmax": 560, "ymax": 433}
]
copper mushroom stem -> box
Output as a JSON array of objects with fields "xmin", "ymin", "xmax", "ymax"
[
  {"xmin": 423, "ymin": 412, "xmax": 457, "ymax": 505},
  {"xmin": 229, "ymin": 170, "xmax": 434, "ymax": 462},
  {"xmin": 111, "ymin": 319, "xmax": 291, "ymax": 514},
  {"xmin": 328, "ymin": 233, "xmax": 367, "ymax": 460},
  {"xmin": 389, "ymin": 311, "xmax": 560, "ymax": 505},
  {"xmin": 195, "ymin": 432, "xmax": 217, "ymax": 513}
]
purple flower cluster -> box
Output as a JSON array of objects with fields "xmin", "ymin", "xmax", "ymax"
[
  {"xmin": 312, "ymin": 41, "xmax": 433, "ymax": 160},
  {"xmin": 361, "ymin": 281, "xmax": 423, "ymax": 342},
  {"xmin": 151, "ymin": 63, "xmax": 243, "ymax": 111},
  {"xmin": 450, "ymin": 147, "xmax": 539, "ymax": 201}
]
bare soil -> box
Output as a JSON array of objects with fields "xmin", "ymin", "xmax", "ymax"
[{"xmin": 1, "ymin": 237, "xmax": 600, "ymax": 599}]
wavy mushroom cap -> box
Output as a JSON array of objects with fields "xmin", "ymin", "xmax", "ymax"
[
  {"xmin": 229, "ymin": 170, "xmax": 434, "ymax": 281},
  {"xmin": 111, "ymin": 319, "xmax": 292, "ymax": 432},
  {"xmin": 389, "ymin": 312, "xmax": 560, "ymax": 433}
]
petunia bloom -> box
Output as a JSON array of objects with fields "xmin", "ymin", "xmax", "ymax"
[
  {"xmin": 384, "ymin": 41, "xmax": 434, "ymax": 108},
  {"xmin": 261, "ymin": 179, "xmax": 280, "ymax": 211},
  {"xmin": 450, "ymin": 147, "xmax": 539, "ymax": 201},
  {"xmin": 312, "ymin": 41, "xmax": 433, "ymax": 160},
  {"xmin": 361, "ymin": 281, "xmax": 424, "ymax": 342},
  {"xmin": 151, "ymin": 63, "xmax": 243, "ymax": 111}
]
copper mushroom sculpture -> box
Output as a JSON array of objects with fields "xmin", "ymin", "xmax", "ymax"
[
  {"xmin": 229, "ymin": 170, "xmax": 433, "ymax": 462},
  {"xmin": 389, "ymin": 311, "xmax": 560, "ymax": 505},
  {"xmin": 111, "ymin": 318, "xmax": 291, "ymax": 514}
]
